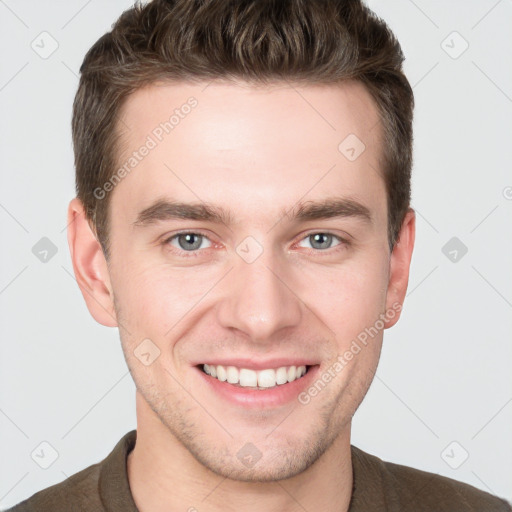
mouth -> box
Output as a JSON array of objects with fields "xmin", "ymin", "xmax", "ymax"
[
  {"xmin": 197, "ymin": 363, "xmax": 313, "ymax": 390},
  {"xmin": 194, "ymin": 362, "xmax": 320, "ymax": 408}
]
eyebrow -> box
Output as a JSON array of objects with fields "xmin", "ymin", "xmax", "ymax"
[{"xmin": 132, "ymin": 196, "xmax": 373, "ymax": 227}]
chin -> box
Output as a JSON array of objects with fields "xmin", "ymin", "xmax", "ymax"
[{"xmin": 182, "ymin": 426, "xmax": 334, "ymax": 483}]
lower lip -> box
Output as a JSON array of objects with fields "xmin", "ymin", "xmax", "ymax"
[{"xmin": 195, "ymin": 365, "xmax": 320, "ymax": 408}]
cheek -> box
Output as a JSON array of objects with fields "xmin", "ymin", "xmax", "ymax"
[
  {"xmin": 110, "ymin": 242, "xmax": 389, "ymax": 341},
  {"xmin": 297, "ymin": 256, "xmax": 388, "ymax": 340},
  {"xmin": 111, "ymin": 260, "xmax": 212, "ymax": 335}
]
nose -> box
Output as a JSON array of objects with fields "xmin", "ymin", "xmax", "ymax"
[{"xmin": 216, "ymin": 243, "xmax": 302, "ymax": 343}]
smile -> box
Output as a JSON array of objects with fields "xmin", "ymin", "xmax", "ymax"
[
  {"xmin": 195, "ymin": 359, "xmax": 320, "ymax": 408},
  {"xmin": 201, "ymin": 363, "xmax": 310, "ymax": 390}
]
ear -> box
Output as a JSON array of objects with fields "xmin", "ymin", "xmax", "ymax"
[
  {"xmin": 66, "ymin": 198, "xmax": 118, "ymax": 327},
  {"xmin": 384, "ymin": 208, "xmax": 416, "ymax": 328}
]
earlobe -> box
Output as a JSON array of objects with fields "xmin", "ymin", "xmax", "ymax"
[
  {"xmin": 66, "ymin": 198, "xmax": 118, "ymax": 327},
  {"xmin": 384, "ymin": 208, "xmax": 416, "ymax": 329}
]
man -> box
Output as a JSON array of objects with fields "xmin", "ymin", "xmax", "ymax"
[{"xmin": 7, "ymin": 0, "xmax": 511, "ymax": 510}]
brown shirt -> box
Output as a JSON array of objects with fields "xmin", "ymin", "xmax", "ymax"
[{"xmin": 6, "ymin": 430, "xmax": 511, "ymax": 512}]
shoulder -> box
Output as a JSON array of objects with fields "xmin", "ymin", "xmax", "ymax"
[
  {"xmin": 4, "ymin": 430, "xmax": 137, "ymax": 512},
  {"xmin": 350, "ymin": 445, "xmax": 512, "ymax": 512},
  {"xmin": 4, "ymin": 463, "xmax": 103, "ymax": 512}
]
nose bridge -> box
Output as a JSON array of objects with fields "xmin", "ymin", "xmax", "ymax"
[{"xmin": 217, "ymin": 236, "xmax": 302, "ymax": 341}]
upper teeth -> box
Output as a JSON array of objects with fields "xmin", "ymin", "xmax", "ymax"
[{"xmin": 203, "ymin": 364, "xmax": 308, "ymax": 388}]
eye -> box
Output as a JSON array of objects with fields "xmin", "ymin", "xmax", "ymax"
[
  {"xmin": 165, "ymin": 232, "xmax": 212, "ymax": 253},
  {"xmin": 162, "ymin": 230, "xmax": 348, "ymax": 258},
  {"xmin": 296, "ymin": 232, "xmax": 346, "ymax": 252}
]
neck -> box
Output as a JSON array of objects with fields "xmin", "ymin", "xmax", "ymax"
[{"xmin": 127, "ymin": 393, "xmax": 353, "ymax": 512}]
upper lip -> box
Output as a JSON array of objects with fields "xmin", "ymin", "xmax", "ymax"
[{"xmin": 195, "ymin": 358, "xmax": 318, "ymax": 371}]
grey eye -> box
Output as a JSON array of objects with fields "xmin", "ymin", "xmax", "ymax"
[
  {"xmin": 302, "ymin": 233, "xmax": 340, "ymax": 251},
  {"xmin": 173, "ymin": 233, "xmax": 210, "ymax": 251}
]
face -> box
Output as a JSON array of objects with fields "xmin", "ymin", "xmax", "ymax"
[{"xmin": 71, "ymin": 79, "xmax": 414, "ymax": 482}]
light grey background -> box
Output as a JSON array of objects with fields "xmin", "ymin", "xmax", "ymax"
[{"xmin": 1, "ymin": 0, "xmax": 511, "ymax": 509}]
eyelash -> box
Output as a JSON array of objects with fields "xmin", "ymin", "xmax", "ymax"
[{"xmin": 161, "ymin": 230, "xmax": 350, "ymax": 258}]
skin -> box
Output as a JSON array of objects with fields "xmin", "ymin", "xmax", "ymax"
[{"xmin": 67, "ymin": 79, "xmax": 415, "ymax": 512}]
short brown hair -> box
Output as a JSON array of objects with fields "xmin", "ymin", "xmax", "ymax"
[{"xmin": 72, "ymin": 0, "xmax": 414, "ymax": 259}]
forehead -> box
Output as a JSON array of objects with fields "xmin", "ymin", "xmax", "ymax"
[{"xmin": 111, "ymin": 79, "xmax": 385, "ymax": 229}]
